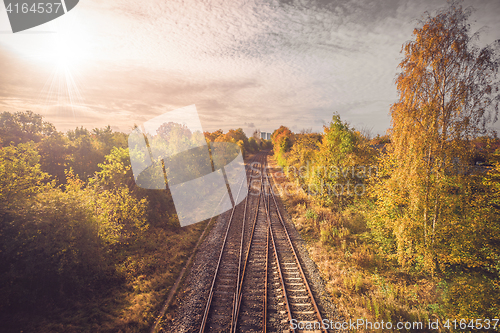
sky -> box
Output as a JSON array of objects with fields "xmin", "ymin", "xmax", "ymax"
[{"xmin": 0, "ymin": 0, "xmax": 499, "ymax": 137}]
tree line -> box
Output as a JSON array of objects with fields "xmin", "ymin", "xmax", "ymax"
[
  {"xmin": 271, "ymin": 2, "xmax": 499, "ymax": 321},
  {"xmin": 0, "ymin": 110, "xmax": 268, "ymax": 330}
]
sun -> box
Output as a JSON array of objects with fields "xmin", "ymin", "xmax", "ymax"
[
  {"xmin": 53, "ymin": 35, "xmax": 76, "ymax": 69},
  {"xmin": 46, "ymin": 23, "xmax": 90, "ymax": 72},
  {"xmin": 0, "ymin": 8, "xmax": 93, "ymax": 117},
  {"xmin": 36, "ymin": 19, "xmax": 91, "ymax": 119}
]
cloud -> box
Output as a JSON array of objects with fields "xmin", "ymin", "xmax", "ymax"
[{"xmin": 1, "ymin": 0, "xmax": 499, "ymax": 136}]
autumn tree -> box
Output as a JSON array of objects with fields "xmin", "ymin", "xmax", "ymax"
[
  {"xmin": 87, "ymin": 150, "xmax": 149, "ymax": 244},
  {"xmin": 66, "ymin": 126, "xmax": 126, "ymax": 181},
  {"xmin": 0, "ymin": 111, "xmax": 55, "ymax": 145},
  {"xmin": 373, "ymin": 2, "xmax": 500, "ymax": 272},
  {"xmin": 286, "ymin": 133, "xmax": 320, "ymax": 185},
  {"xmin": 223, "ymin": 128, "xmax": 248, "ymax": 145},
  {"xmin": 37, "ymin": 132, "xmax": 69, "ymax": 185},
  {"xmin": 248, "ymin": 137, "xmax": 260, "ymax": 152},
  {"xmin": 271, "ymin": 126, "xmax": 293, "ymax": 166},
  {"xmin": 204, "ymin": 129, "xmax": 223, "ymax": 142},
  {"xmin": 0, "ymin": 142, "xmax": 52, "ymax": 208},
  {"xmin": 312, "ymin": 115, "xmax": 374, "ymax": 208}
]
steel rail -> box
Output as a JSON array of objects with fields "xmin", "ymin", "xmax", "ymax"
[
  {"xmin": 198, "ymin": 153, "xmax": 262, "ymax": 333},
  {"xmin": 267, "ymin": 164, "xmax": 328, "ymax": 333},
  {"xmin": 262, "ymin": 157, "xmax": 270, "ymax": 333},
  {"xmin": 231, "ymin": 159, "xmax": 265, "ymax": 333},
  {"xmin": 263, "ymin": 163, "xmax": 296, "ymax": 333},
  {"xmin": 199, "ymin": 152, "xmax": 327, "ymax": 333},
  {"xmin": 263, "ymin": 186, "xmax": 269, "ymax": 333},
  {"xmin": 232, "ymin": 164, "xmax": 250, "ymax": 328}
]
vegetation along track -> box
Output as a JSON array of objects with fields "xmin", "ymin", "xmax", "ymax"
[{"xmin": 200, "ymin": 153, "xmax": 328, "ymax": 333}]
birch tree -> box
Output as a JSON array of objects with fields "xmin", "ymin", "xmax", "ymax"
[{"xmin": 375, "ymin": 2, "xmax": 500, "ymax": 272}]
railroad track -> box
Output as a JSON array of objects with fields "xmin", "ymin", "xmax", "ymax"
[{"xmin": 200, "ymin": 153, "xmax": 327, "ymax": 333}]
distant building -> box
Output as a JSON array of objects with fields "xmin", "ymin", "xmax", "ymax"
[{"xmin": 260, "ymin": 132, "xmax": 271, "ymax": 140}]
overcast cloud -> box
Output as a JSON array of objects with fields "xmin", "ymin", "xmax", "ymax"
[{"xmin": 0, "ymin": 0, "xmax": 499, "ymax": 135}]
